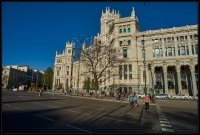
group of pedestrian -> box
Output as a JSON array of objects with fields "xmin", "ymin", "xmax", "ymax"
[{"xmin": 129, "ymin": 92, "xmax": 150, "ymax": 111}]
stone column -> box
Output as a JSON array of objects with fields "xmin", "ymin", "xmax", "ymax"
[
  {"xmin": 149, "ymin": 69, "xmax": 152, "ymax": 88},
  {"xmin": 152, "ymin": 67, "xmax": 156, "ymax": 88},
  {"xmin": 187, "ymin": 35, "xmax": 192, "ymax": 56},
  {"xmin": 163, "ymin": 66, "xmax": 168, "ymax": 94},
  {"xmin": 176, "ymin": 65, "xmax": 182, "ymax": 95},
  {"xmin": 174, "ymin": 36, "xmax": 178, "ymax": 57},
  {"xmin": 122, "ymin": 64, "xmax": 124, "ymax": 82},
  {"xmin": 161, "ymin": 38, "xmax": 165, "ymax": 58},
  {"xmin": 190, "ymin": 66, "xmax": 197, "ymax": 96}
]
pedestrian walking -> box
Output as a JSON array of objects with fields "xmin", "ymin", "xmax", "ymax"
[
  {"xmin": 129, "ymin": 92, "xmax": 139, "ymax": 109},
  {"xmin": 38, "ymin": 89, "xmax": 42, "ymax": 97},
  {"xmin": 143, "ymin": 93, "xmax": 150, "ymax": 110}
]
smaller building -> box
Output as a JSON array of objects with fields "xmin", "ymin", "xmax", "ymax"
[{"xmin": 1, "ymin": 65, "xmax": 44, "ymax": 89}]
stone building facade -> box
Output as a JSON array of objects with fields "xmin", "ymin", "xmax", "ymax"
[
  {"xmin": 2, "ymin": 65, "xmax": 44, "ymax": 89},
  {"xmin": 53, "ymin": 7, "xmax": 198, "ymax": 97}
]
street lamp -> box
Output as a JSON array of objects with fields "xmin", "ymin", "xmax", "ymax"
[{"xmin": 141, "ymin": 34, "xmax": 147, "ymax": 94}]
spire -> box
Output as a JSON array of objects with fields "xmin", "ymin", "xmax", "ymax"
[
  {"xmin": 136, "ymin": 16, "xmax": 139, "ymax": 22},
  {"xmin": 131, "ymin": 6, "xmax": 135, "ymax": 18},
  {"xmin": 108, "ymin": 6, "xmax": 110, "ymax": 12},
  {"xmin": 56, "ymin": 50, "xmax": 58, "ymax": 56}
]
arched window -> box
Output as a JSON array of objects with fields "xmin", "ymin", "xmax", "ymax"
[
  {"xmin": 128, "ymin": 28, "xmax": 131, "ymax": 33},
  {"xmin": 123, "ymin": 28, "xmax": 126, "ymax": 33},
  {"xmin": 119, "ymin": 29, "xmax": 122, "ymax": 34}
]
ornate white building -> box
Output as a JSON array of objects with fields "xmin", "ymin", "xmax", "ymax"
[{"xmin": 53, "ymin": 7, "xmax": 198, "ymax": 97}]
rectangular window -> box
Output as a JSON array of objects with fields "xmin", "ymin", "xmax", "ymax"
[
  {"xmin": 129, "ymin": 64, "xmax": 132, "ymax": 72},
  {"xmin": 165, "ymin": 48, "xmax": 167, "ymax": 56},
  {"xmin": 180, "ymin": 36, "xmax": 184, "ymax": 41},
  {"xmin": 153, "ymin": 49, "xmax": 155, "ymax": 57},
  {"xmin": 67, "ymin": 71, "xmax": 69, "ymax": 75},
  {"xmin": 68, "ymin": 49, "xmax": 71, "ymax": 53},
  {"xmin": 192, "ymin": 45, "xmax": 194, "ymax": 54},
  {"xmin": 195, "ymin": 45, "xmax": 198, "ymax": 54},
  {"xmin": 194, "ymin": 34, "xmax": 198, "ymax": 40},
  {"xmin": 186, "ymin": 46, "xmax": 189, "ymax": 55},
  {"xmin": 129, "ymin": 74, "xmax": 132, "ymax": 79},
  {"xmin": 160, "ymin": 49, "xmax": 163, "ymax": 57},
  {"xmin": 190, "ymin": 35, "xmax": 193, "ymax": 39},
  {"xmin": 123, "ymin": 49, "xmax": 127, "ymax": 58},
  {"xmin": 173, "ymin": 47, "xmax": 175, "ymax": 56},
  {"xmin": 124, "ymin": 65, "xmax": 127, "ymax": 80},
  {"xmin": 119, "ymin": 65, "xmax": 122, "ymax": 80},
  {"xmin": 181, "ymin": 46, "xmax": 186, "ymax": 55},
  {"xmin": 167, "ymin": 48, "xmax": 172, "ymax": 56},
  {"xmin": 177, "ymin": 37, "xmax": 179, "ymax": 41},
  {"xmin": 178, "ymin": 47, "xmax": 180, "ymax": 56},
  {"xmin": 185, "ymin": 36, "xmax": 187, "ymax": 40},
  {"xmin": 155, "ymin": 48, "xmax": 160, "ymax": 57}
]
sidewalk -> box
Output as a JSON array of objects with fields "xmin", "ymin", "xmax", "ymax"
[{"xmin": 44, "ymin": 91, "xmax": 149, "ymax": 105}]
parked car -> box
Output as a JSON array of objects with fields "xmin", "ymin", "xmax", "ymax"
[
  {"xmin": 13, "ymin": 88, "xmax": 18, "ymax": 91},
  {"xmin": 171, "ymin": 94, "xmax": 193, "ymax": 100},
  {"xmin": 155, "ymin": 94, "xmax": 170, "ymax": 99},
  {"xmin": 137, "ymin": 94, "xmax": 145, "ymax": 99}
]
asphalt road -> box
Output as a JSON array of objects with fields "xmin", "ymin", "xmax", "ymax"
[{"xmin": 2, "ymin": 90, "xmax": 198, "ymax": 133}]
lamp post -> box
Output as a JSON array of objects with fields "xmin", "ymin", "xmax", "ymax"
[{"xmin": 141, "ymin": 34, "xmax": 147, "ymax": 94}]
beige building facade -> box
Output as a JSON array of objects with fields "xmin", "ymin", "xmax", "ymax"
[{"xmin": 53, "ymin": 7, "xmax": 198, "ymax": 97}]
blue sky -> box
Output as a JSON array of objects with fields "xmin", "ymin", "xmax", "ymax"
[{"xmin": 2, "ymin": 2, "xmax": 198, "ymax": 71}]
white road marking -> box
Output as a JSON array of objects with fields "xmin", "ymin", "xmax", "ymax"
[
  {"xmin": 34, "ymin": 114, "xmax": 55, "ymax": 122},
  {"xmin": 65, "ymin": 124, "xmax": 91, "ymax": 133},
  {"xmin": 161, "ymin": 124, "xmax": 172, "ymax": 127},
  {"xmin": 162, "ymin": 127, "xmax": 175, "ymax": 132},
  {"xmin": 159, "ymin": 118, "xmax": 168, "ymax": 121},
  {"xmin": 160, "ymin": 120, "xmax": 170, "ymax": 124},
  {"xmin": 103, "ymin": 116, "xmax": 136, "ymax": 124}
]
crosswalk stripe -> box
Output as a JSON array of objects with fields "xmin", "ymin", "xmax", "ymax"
[
  {"xmin": 161, "ymin": 124, "xmax": 172, "ymax": 127},
  {"xmin": 162, "ymin": 127, "xmax": 175, "ymax": 132}
]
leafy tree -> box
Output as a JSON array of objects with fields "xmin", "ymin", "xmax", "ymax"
[
  {"xmin": 80, "ymin": 41, "xmax": 121, "ymax": 95},
  {"xmin": 58, "ymin": 83, "xmax": 63, "ymax": 90},
  {"xmin": 42, "ymin": 67, "xmax": 54, "ymax": 90},
  {"xmin": 83, "ymin": 77, "xmax": 91, "ymax": 93}
]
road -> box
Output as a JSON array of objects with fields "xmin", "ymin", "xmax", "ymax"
[{"xmin": 2, "ymin": 90, "xmax": 198, "ymax": 133}]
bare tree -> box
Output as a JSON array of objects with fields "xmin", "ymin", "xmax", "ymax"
[{"xmin": 80, "ymin": 41, "xmax": 121, "ymax": 95}]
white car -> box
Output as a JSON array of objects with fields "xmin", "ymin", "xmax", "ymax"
[
  {"xmin": 13, "ymin": 88, "xmax": 18, "ymax": 91},
  {"xmin": 137, "ymin": 94, "xmax": 145, "ymax": 98},
  {"xmin": 155, "ymin": 94, "xmax": 170, "ymax": 99},
  {"xmin": 171, "ymin": 94, "xmax": 193, "ymax": 100}
]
